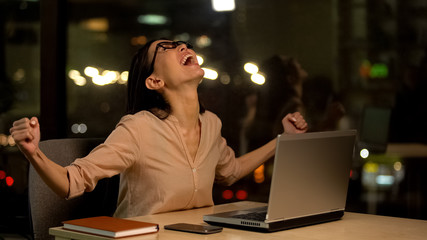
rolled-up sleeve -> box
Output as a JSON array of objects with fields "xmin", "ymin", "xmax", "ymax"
[
  {"xmin": 66, "ymin": 165, "xmax": 86, "ymax": 199},
  {"xmin": 65, "ymin": 115, "xmax": 139, "ymax": 199}
]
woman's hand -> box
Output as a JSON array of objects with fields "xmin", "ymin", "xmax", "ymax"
[
  {"xmin": 282, "ymin": 112, "xmax": 308, "ymax": 134},
  {"xmin": 10, "ymin": 117, "xmax": 70, "ymax": 198},
  {"xmin": 10, "ymin": 117, "xmax": 41, "ymax": 157}
]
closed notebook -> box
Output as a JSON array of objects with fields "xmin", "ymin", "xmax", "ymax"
[{"xmin": 62, "ymin": 216, "xmax": 159, "ymax": 238}]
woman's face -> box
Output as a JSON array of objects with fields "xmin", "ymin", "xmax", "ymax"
[{"xmin": 147, "ymin": 40, "xmax": 204, "ymax": 90}]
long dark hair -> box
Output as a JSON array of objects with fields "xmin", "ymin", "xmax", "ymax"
[{"xmin": 126, "ymin": 39, "xmax": 205, "ymax": 119}]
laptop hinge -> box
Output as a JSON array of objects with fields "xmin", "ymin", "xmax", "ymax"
[
  {"xmin": 265, "ymin": 209, "xmax": 345, "ymax": 224},
  {"xmin": 264, "ymin": 217, "xmax": 285, "ymax": 224}
]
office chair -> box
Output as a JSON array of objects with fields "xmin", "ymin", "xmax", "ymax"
[{"xmin": 29, "ymin": 138, "xmax": 120, "ymax": 240}]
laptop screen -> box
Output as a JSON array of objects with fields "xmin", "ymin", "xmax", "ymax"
[{"xmin": 267, "ymin": 130, "xmax": 356, "ymax": 222}]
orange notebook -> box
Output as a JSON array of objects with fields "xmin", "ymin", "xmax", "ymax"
[{"xmin": 62, "ymin": 216, "xmax": 159, "ymax": 238}]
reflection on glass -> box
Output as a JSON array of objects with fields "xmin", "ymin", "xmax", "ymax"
[
  {"xmin": 244, "ymin": 62, "xmax": 259, "ymax": 74},
  {"xmin": 202, "ymin": 68, "xmax": 218, "ymax": 80}
]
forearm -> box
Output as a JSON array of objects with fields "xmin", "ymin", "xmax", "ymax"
[
  {"xmin": 236, "ymin": 138, "xmax": 277, "ymax": 179},
  {"xmin": 27, "ymin": 149, "xmax": 70, "ymax": 198}
]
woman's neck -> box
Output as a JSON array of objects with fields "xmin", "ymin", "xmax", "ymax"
[{"xmin": 167, "ymin": 89, "xmax": 200, "ymax": 129}]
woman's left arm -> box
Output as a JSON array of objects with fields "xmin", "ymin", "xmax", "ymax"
[{"xmin": 236, "ymin": 112, "xmax": 308, "ymax": 179}]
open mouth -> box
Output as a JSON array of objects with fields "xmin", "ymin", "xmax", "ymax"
[{"xmin": 181, "ymin": 54, "xmax": 197, "ymax": 66}]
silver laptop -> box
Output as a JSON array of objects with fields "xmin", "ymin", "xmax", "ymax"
[{"xmin": 204, "ymin": 130, "xmax": 357, "ymax": 232}]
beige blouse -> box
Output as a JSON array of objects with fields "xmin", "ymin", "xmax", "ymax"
[{"xmin": 65, "ymin": 110, "xmax": 241, "ymax": 218}]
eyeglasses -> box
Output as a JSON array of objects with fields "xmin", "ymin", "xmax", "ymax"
[{"xmin": 149, "ymin": 41, "xmax": 193, "ymax": 73}]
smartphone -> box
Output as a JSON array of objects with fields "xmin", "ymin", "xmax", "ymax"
[{"xmin": 164, "ymin": 223, "xmax": 223, "ymax": 234}]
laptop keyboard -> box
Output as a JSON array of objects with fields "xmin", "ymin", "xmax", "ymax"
[{"xmin": 232, "ymin": 211, "xmax": 267, "ymax": 221}]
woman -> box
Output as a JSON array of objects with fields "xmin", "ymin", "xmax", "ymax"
[{"xmin": 10, "ymin": 39, "xmax": 308, "ymax": 218}]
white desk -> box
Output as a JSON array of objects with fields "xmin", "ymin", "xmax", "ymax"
[{"xmin": 50, "ymin": 201, "xmax": 427, "ymax": 240}]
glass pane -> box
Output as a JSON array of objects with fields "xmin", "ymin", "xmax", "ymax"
[
  {"xmin": 67, "ymin": 3, "xmax": 130, "ymax": 137},
  {"xmin": 0, "ymin": 0, "xmax": 40, "ymax": 236},
  {"xmin": 64, "ymin": 0, "xmax": 427, "ymax": 220}
]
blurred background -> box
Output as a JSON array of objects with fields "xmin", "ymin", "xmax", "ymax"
[{"xmin": 1, "ymin": 0, "xmax": 426, "ymax": 238}]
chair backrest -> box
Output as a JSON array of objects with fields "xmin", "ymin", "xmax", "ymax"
[{"xmin": 29, "ymin": 138, "xmax": 120, "ymax": 240}]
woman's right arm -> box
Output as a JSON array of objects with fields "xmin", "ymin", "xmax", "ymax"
[{"xmin": 10, "ymin": 117, "xmax": 69, "ymax": 198}]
